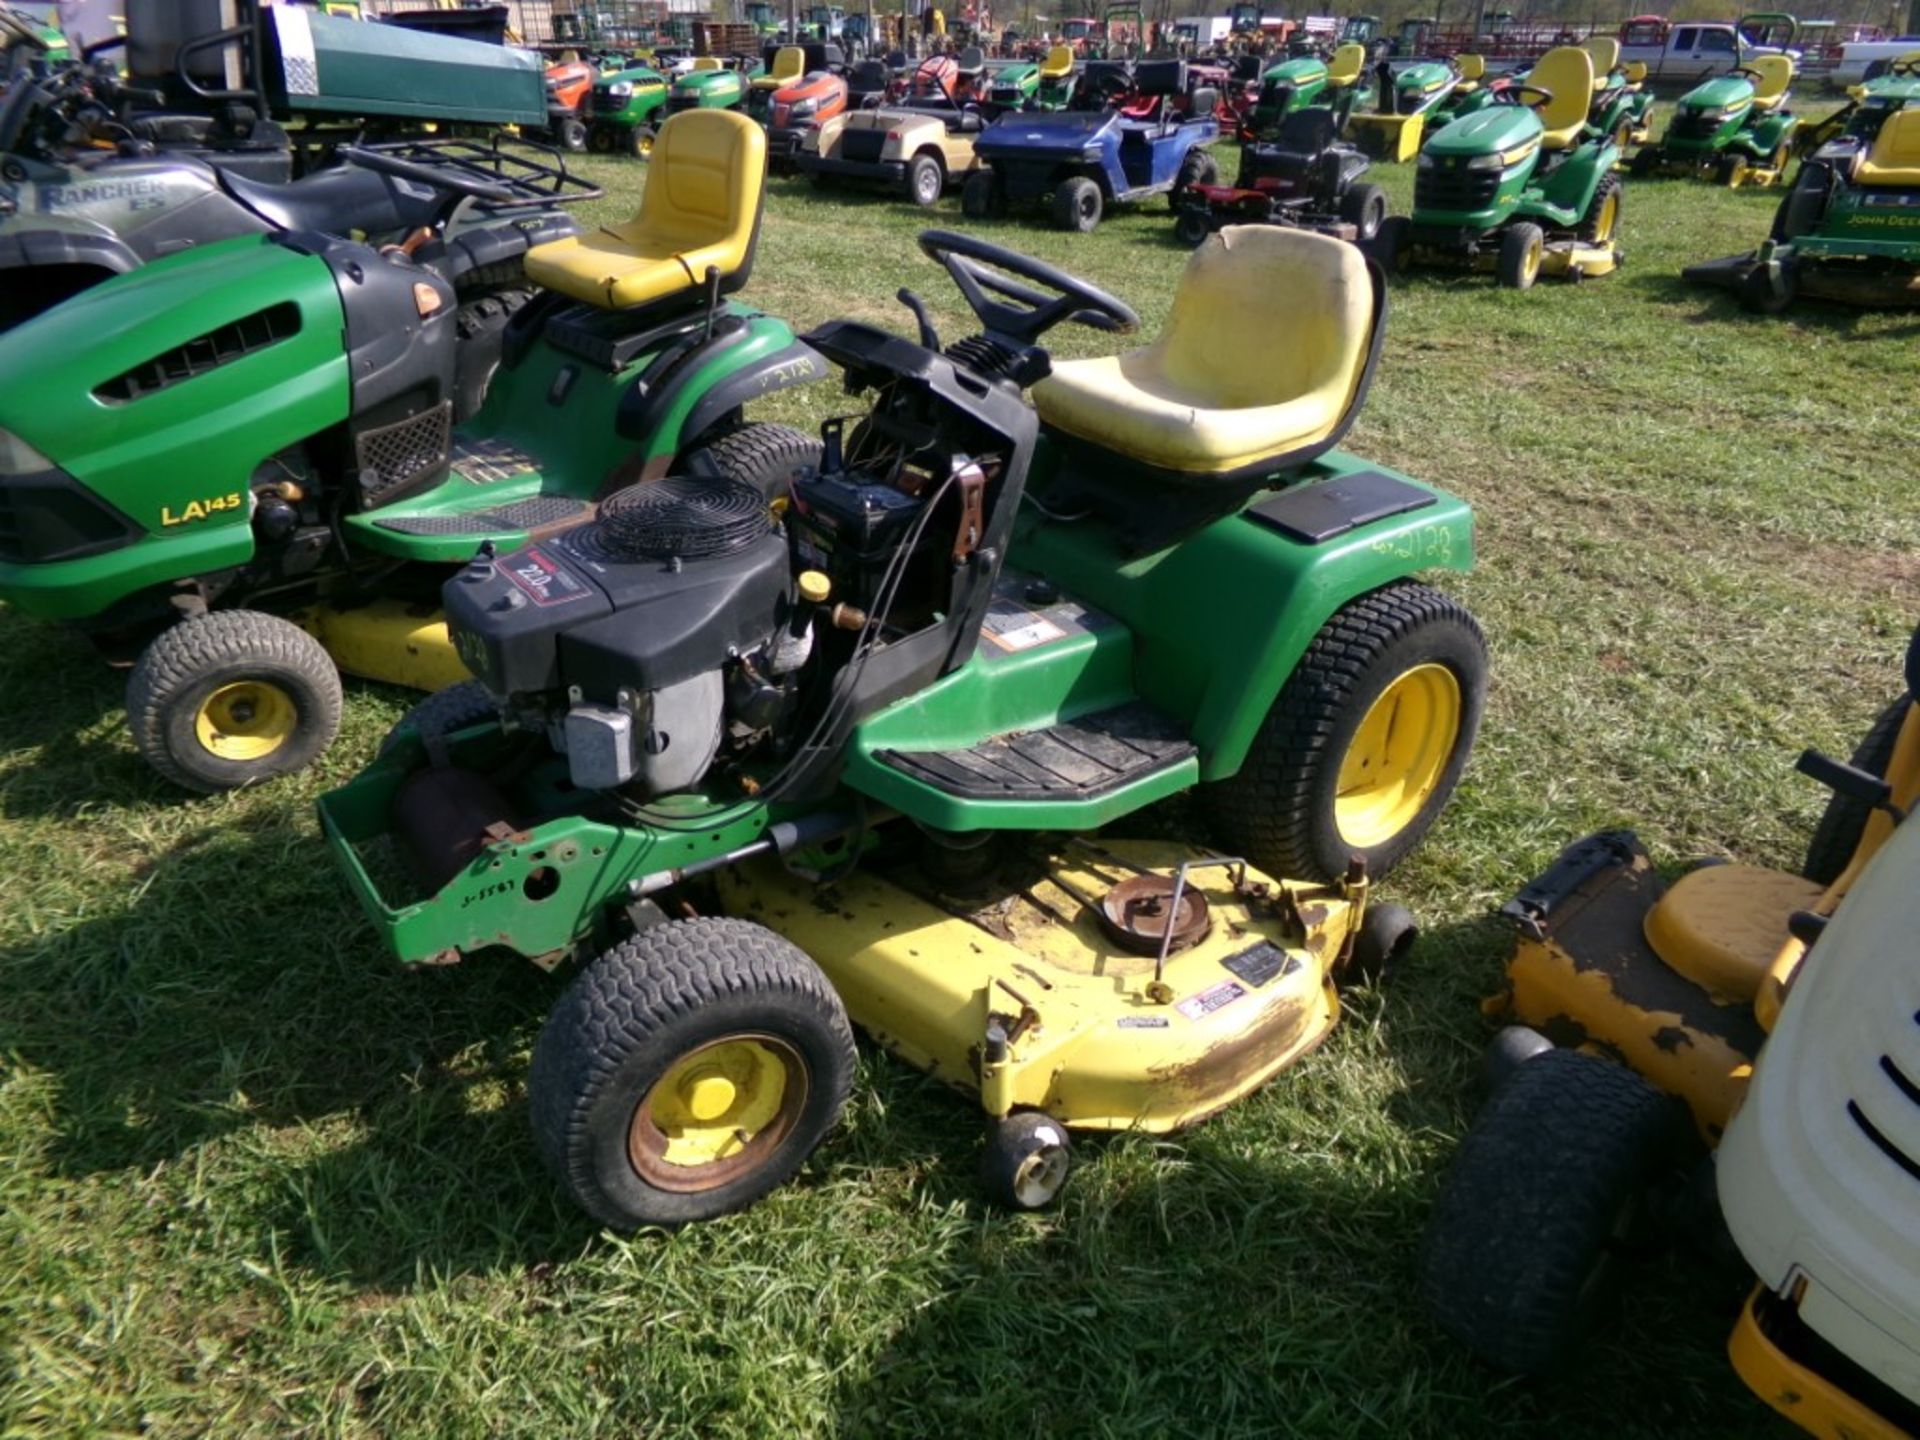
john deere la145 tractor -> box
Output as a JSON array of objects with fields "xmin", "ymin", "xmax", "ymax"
[
  {"xmin": 319, "ymin": 223, "xmax": 1490, "ymax": 1230},
  {"xmin": 1379, "ymin": 44, "xmax": 1623, "ymax": 289},
  {"xmin": 1631, "ymin": 53, "xmax": 1798, "ymax": 187},
  {"xmin": 0, "ymin": 111, "xmax": 828, "ymax": 792},
  {"xmin": 1422, "ymin": 625, "xmax": 1920, "ymax": 1439}
]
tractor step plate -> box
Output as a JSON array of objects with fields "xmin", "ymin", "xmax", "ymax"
[
  {"xmin": 370, "ymin": 495, "xmax": 588, "ymax": 536},
  {"xmin": 876, "ymin": 701, "xmax": 1194, "ymax": 801}
]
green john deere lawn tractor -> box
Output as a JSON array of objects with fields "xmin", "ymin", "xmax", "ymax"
[
  {"xmin": 665, "ymin": 57, "xmax": 759, "ymax": 118},
  {"xmin": 1243, "ymin": 44, "xmax": 1374, "ymax": 140},
  {"xmin": 1685, "ymin": 101, "xmax": 1920, "ymax": 311},
  {"xmin": 1375, "ymin": 45, "xmax": 1623, "ymax": 290},
  {"xmin": 319, "ymin": 223, "xmax": 1490, "ymax": 1230},
  {"xmin": 1346, "ymin": 57, "xmax": 1461, "ymax": 162},
  {"xmin": 587, "ymin": 62, "xmax": 671, "ymax": 156},
  {"xmin": 1793, "ymin": 50, "xmax": 1920, "ymax": 155},
  {"xmin": 1630, "ymin": 54, "xmax": 1798, "ymax": 187},
  {"xmin": 0, "ymin": 112, "xmax": 828, "ymax": 792}
]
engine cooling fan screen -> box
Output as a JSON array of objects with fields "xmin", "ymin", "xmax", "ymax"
[{"xmin": 592, "ymin": 478, "xmax": 771, "ymax": 561}]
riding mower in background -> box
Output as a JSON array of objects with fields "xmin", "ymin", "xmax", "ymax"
[
  {"xmin": 588, "ymin": 61, "xmax": 670, "ymax": 157},
  {"xmin": 1793, "ymin": 51, "xmax": 1920, "ymax": 155},
  {"xmin": 1174, "ymin": 105, "xmax": 1386, "ymax": 244},
  {"xmin": 764, "ymin": 58, "xmax": 852, "ymax": 171},
  {"xmin": 968, "ymin": 59, "xmax": 1221, "ymax": 231},
  {"xmin": 1377, "ymin": 45, "xmax": 1623, "ymax": 290},
  {"xmin": 796, "ymin": 64, "xmax": 988, "ymax": 206},
  {"xmin": 0, "ymin": 58, "xmax": 597, "ymax": 331},
  {"xmin": 1426, "ymin": 53, "xmax": 1504, "ymax": 128},
  {"xmin": 1346, "ymin": 56, "xmax": 1460, "ymax": 163},
  {"xmin": 745, "ymin": 42, "xmax": 809, "ymax": 119},
  {"xmin": 1630, "ymin": 55, "xmax": 1797, "ymax": 187},
  {"xmin": 1579, "ymin": 35, "xmax": 1655, "ymax": 149},
  {"xmin": 1422, "ymin": 626, "xmax": 1920, "ymax": 1439},
  {"xmin": 984, "ymin": 56, "xmax": 1041, "ymax": 108},
  {"xmin": 319, "ymin": 223, "xmax": 1489, "ymax": 1228},
  {"xmin": 1034, "ymin": 43, "xmax": 1078, "ymax": 109},
  {"xmin": 1242, "ymin": 42, "xmax": 1373, "ymax": 141},
  {"xmin": 1685, "ymin": 105, "xmax": 1920, "ymax": 312},
  {"xmin": 665, "ymin": 56, "xmax": 758, "ymax": 118},
  {"xmin": 540, "ymin": 56, "xmax": 602, "ymax": 152},
  {"xmin": 0, "ymin": 111, "xmax": 828, "ymax": 792}
]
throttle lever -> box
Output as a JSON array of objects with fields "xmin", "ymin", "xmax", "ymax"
[
  {"xmin": 1797, "ymin": 749, "xmax": 1906, "ymax": 824},
  {"xmin": 895, "ymin": 287, "xmax": 941, "ymax": 351}
]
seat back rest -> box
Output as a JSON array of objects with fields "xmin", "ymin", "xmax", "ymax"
[
  {"xmin": 1274, "ymin": 104, "xmax": 1339, "ymax": 155},
  {"xmin": 1624, "ymin": 59, "xmax": 1647, "ymax": 83},
  {"xmin": 958, "ymin": 45, "xmax": 985, "ymax": 73},
  {"xmin": 1749, "ymin": 52, "xmax": 1793, "ymax": 103},
  {"xmin": 692, "ymin": 56, "xmax": 722, "ymax": 70},
  {"xmin": 1583, "ymin": 35, "xmax": 1621, "ymax": 75},
  {"xmin": 1326, "ymin": 42, "xmax": 1366, "ymax": 84},
  {"xmin": 610, "ymin": 109, "xmax": 767, "ymax": 296},
  {"xmin": 1042, "ymin": 43, "xmax": 1074, "ymax": 76},
  {"xmin": 1135, "ymin": 58, "xmax": 1187, "ymax": 96},
  {"xmin": 1529, "ymin": 45, "xmax": 1595, "ymax": 139},
  {"xmin": 1456, "ymin": 52, "xmax": 1485, "ymax": 81},
  {"xmin": 771, "ymin": 45, "xmax": 805, "ymax": 81},
  {"xmin": 1863, "ymin": 105, "xmax": 1920, "ymax": 180}
]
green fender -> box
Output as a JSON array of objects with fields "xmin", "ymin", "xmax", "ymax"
[
  {"xmin": 1746, "ymin": 110, "xmax": 1798, "ymax": 157},
  {"xmin": 1535, "ymin": 138, "xmax": 1620, "ymax": 223},
  {"xmin": 1013, "ymin": 450, "xmax": 1475, "ymax": 781},
  {"xmin": 0, "ymin": 236, "xmax": 349, "ymax": 620}
]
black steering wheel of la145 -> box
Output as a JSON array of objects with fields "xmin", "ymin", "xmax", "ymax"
[
  {"xmin": 918, "ymin": 228, "xmax": 1139, "ymax": 345},
  {"xmin": 1497, "ymin": 82, "xmax": 1553, "ymax": 108},
  {"xmin": 336, "ymin": 145, "xmax": 523, "ymax": 206}
]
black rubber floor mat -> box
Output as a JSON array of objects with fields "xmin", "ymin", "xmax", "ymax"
[
  {"xmin": 877, "ymin": 701, "xmax": 1194, "ymax": 801},
  {"xmin": 373, "ymin": 495, "xmax": 587, "ymax": 536}
]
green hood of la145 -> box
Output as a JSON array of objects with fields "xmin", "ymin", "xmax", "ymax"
[
  {"xmin": 1423, "ymin": 104, "xmax": 1541, "ymax": 159},
  {"xmin": 0, "ymin": 236, "xmax": 350, "ymax": 620},
  {"xmin": 1677, "ymin": 73, "xmax": 1757, "ymax": 115}
]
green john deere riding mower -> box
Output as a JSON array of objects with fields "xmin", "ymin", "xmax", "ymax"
[
  {"xmin": 1631, "ymin": 54, "xmax": 1798, "ymax": 188},
  {"xmin": 1685, "ymin": 101, "xmax": 1920, "ymax": 311},
  {"xmin": 318, "ymin": 223, "xmax": 1490, "ymax": 1229},
  {"xmin": 1346, "ymin": 57, "xmax": 1460, "ymax": 163},
  {"xmin": 0, "ymin": 111, "xmax": 828, "ymax": 792},
  {"xmin": 1375, "ymin": 45, "xmax": 1623, "ymax": 290},
  {"xmin": 1793, "ymin": 50, "xmax": 1920, "ymax": 155},
  {"xmin": 1243, "ymin": 43, "xmax": 1374, "ymax": 140},
  {"xmin": 587, "ymin": 61, "xmax": 671, "ymax": 156}
]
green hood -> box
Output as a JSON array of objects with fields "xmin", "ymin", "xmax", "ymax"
[
  {"xmin": 1424, "ymin": 103, "xmax": 1541, "ymax": 159},
  {"xmin": 673, "ymin": 69, "xmax": 749, "ymax": 100},
  {"xmin": 1397, "ymin": 60, "xmax": 1453, "ymax": 95},
  {"xmin": 1677, "ymin": 73, "xmax": 1756, "ymax": 113},
  {"xmin": 1264, "ymin": 57, "xmax": 1327, "ymax": 86}
]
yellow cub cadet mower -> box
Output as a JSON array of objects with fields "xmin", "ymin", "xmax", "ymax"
[{"xmin": 1422, "ymin": 625, "xmax": 1920, "ymax": 1438}]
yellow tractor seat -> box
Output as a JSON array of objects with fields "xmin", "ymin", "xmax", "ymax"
[
  {"xmin": 1325, "ymin": 42, "xmax": 1367, "ymax": 87},
  {"xmin": 1031, "ymin": 225, "xmax": 1379, "ymax": 478},
  {"xmin": 1041, "ymin": 43, "xmax": 1073, "ymax": 78},
  {"xmin": 1623, "ymin": 59, "xmax": 1648, "ymax": 86},
  {"xmin": 770, "ymin": 45, "xmax": 805, "ymax": 83},
  {"xmin": 524, "ymin": 110, "xmax": 766, "ymax": 311},
  {"xmin": 1643, "ymin": 864, "xmax": 1825, "ymax": 1006},
  {"xmin": 1746, "ymin": 53, "xmax": 1794, "ymax": 112},
  {"xmin": 1858, "ymin": 106, "xmax": 1920, "ymax": 186},
  {"xmin": 1582, "ymin": 34, "xmax": 1621, "ymax": 83},
  {"xmin": 692, "ymin": 55, "xmax": 722, "ymax": 71},
  {"xmin": 1454, "ymin": 52, "xmax": 1485, "ymax": 91},
  {"xmin": 1528, "ymin": 45, "xmax": 1596, "ymax": 149}
]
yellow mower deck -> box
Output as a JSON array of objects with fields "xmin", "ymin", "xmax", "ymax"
[
  {"xmin": 293, "ymin": 597, "xmax": 471, "ymax": 693},
  {"xmin": 1347, "ymin": 111, "xmax": 1428, "ymax": 163},
  {"xmin": 717, "ymin": 840, "xmax": 1362, "ymax": 1131}
]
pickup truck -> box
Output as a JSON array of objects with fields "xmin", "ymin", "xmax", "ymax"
[{"xmin": 1617, "ymin": 14, "xmax": 1796, "ymax": 88}]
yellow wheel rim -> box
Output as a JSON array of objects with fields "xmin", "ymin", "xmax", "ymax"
[
  {"xmin": 635, "ymin": 130, "xmax": 654, "ymax": 159},
  {"xmin": 1592, "ymin": 190, "xmax": 1619, "ymax": 243},
  {"xmin": 1335, "ymin": 663, "xmax": 1463, "ymax": 850},
  {"xmin": 1523, "ymin": 239, "xmax": 1542, "ymax": 284},
  {"xmin": 629, "ymin": 1035, "xmax": 807, "ymax": 1192},
  {"xmin": 193, "ymin": 681, "xmax": 296, "ymax": 762}
]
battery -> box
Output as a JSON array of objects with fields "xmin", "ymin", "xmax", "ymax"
[{"xmin": 788, "ymin": 469, "xmax": 930, "ymax": 609}]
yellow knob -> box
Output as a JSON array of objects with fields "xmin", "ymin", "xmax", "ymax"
[{"xmin": 798, "ymin": 570, "xmax": 831, "ymax": 605}]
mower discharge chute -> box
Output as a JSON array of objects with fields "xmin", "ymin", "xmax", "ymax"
[
  {"xmin": 319, "ymin": 224, "xmax": 1489, "ymax": 1230},
  {"xmin": 1345, "ymin": 58, "xmax": 1461, "ymax": 164},
  {"xmin": 0, "ymin": 111, "xmax": 828, "ymax": 792},
  {"xmin": 1630, "ymin": 53, "xmax": 1798, "ymax": 187},
  {"xmin": 1422, "ymin": 625, "xmax": 1920, "ymax": 1438},
  {"xmin": 1379, "ymin": 45, "xmax": 1624, "ymax": 289}
]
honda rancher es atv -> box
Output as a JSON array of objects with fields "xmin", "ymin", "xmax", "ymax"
[
  {"xmin": 0, "ymin": 111, "xmax": 827, "ymax": 792},
  {"xmin": 320, "ymin": 223, "xmax": 1490, "ymax": 1228}
]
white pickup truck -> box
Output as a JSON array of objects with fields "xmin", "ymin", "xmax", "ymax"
[{"xmin": 1617, "ymin": 15, "xmax": 1796, "ymax": 87}]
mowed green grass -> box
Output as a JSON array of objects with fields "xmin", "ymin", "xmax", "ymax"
[{"xmin": 3, "ymin": 125, "xmax": 1918, "ymax": 1439}]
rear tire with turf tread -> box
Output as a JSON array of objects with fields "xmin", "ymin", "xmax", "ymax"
[
  {"xmin": 126, "ymin": 609, "xmax": 343, "ymax": 793},
  {"xmin": 961, "ymin": 169, "xmax": 1003, "ymax": 218},
  {"xmin": 678, "ymin": 422, "xmax": 824, "ymax": 503},
  {"xmin": 1802, "ymin": 697, "xmax": 1910, "ymax": 884},
  {"xmin": 528, "ymin": 916, "xmax": 857, "ymax": 1229},
  {"xmin": 378, "ymin": 679, "xmax": 498, "ymax": 756},
  {"xmin": 452, "ymin": 288, "xmax": 531, "ymax": 422},
  {"xmin": 1202, "ymin": 581, "xmax": 1487, "ymax": 883},
  {"xmin": 1577, "ymin": 172, "xmax": 1622, "ymax": 245},
  {"xmin": 1421, "ymin": 1049, "xmax": 1690, "ymax": 1376}
]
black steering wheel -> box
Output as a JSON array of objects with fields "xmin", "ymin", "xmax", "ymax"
[
  {"xmin": 335, "ymin": 145, "xmax": 522, "ymax": 207},
  {"xmin": 1731, "ymin": 65, "xmax": 1768, "ymax": 82},
  {"xmin": 1496, "ymin": 81, "xmax": 1554, "ymax": 108},
  {"xmin": 1087, "ymin": 67, "xmax": 1133, "ymax": 103},
  {"xmin": 918, "ymin": 229, "xmax": 1138, "ymax": 345}
]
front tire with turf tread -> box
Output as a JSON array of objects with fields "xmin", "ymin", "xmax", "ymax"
[
  {"xmin": 1203, "ymin": 581, "xmax": 1487, "ymax": 882},
  {"xmin": 125, "ymin": 609, "xmax": 342, "ymax": 793},
  {"xmin": 528, "ymin": 916, "xmax": 856, "ymax": 1229},
  {"xmin": 1421, "ymin": 1049, "xmax": 1690, "ymax": 1376},
  {"xmin": 1803, "ymin": 698, "xmax": 1910, "ymax": 884},
  {"xmin": 905, "ymin": 152, "xmax": 944, "ymax": 206},
  {"xmin": 1339, "ymin": 180, "xmax": 1388, "ymax": 240},
  {"xmin": 378, "ymin": 679, "xmax": 498, "ymax": 756},
  {"xmin": 1496, "ymin": 221, "xmax": 1544, "ymax": 289},
  {"xmin": 678, "ymin": 422, "xmax": 824, "ymax": 503}
]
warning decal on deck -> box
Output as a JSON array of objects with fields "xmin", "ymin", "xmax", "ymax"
[
  {"xmin": 1117, "ymin": 1015, "xmax": 1171, "ymax": 1029},
  {"xmin": 1176, "ymin": 980, "xmax": 1248, "ymax": 1021},
  {"xmin": 981, "ymin": 600, "xmax": 1067, "ymax": 653}
]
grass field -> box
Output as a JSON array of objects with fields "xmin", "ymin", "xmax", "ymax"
[{"xmin": 3, "ymin": 128, "xmax": 1918, "ymax": 1440}]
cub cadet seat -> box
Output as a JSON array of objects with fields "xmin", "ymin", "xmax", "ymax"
[
  {"xmin": 1040, "ymin": 44, "xmax": 1074, "ymax": 79},
  {"xmin": 1325, "ymin": 42, "xmax": 1368, "ymax": 88},
  {"xmin": 524, "ymin": 109, "xmax": 764, "ymax": 310},
  {"xmin": 1582, "ymin": 34, "xmax": 1621, "ymax": 85},
  {"xmin": 1857, "ymin": 106, "xmax": 1920, "ymax": 185},
  {"xmin": 1528, "ymin": 46, "xmax": 1596, "ymax": 149},
  {"xmin": 1642, "ymin": 865, "xmax": 1824, "ymax": 1006},
  {"xmin": 1032, "ymin": 225, "xmax": 1382, "ymax": 479},
  {"xmin": 1746, "ymin": 53, "xmax": 1794, "ymax": 112},
  {"xmin": 1454, "ymin": 53, "xmax": 1485, "ymax": 93}
]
